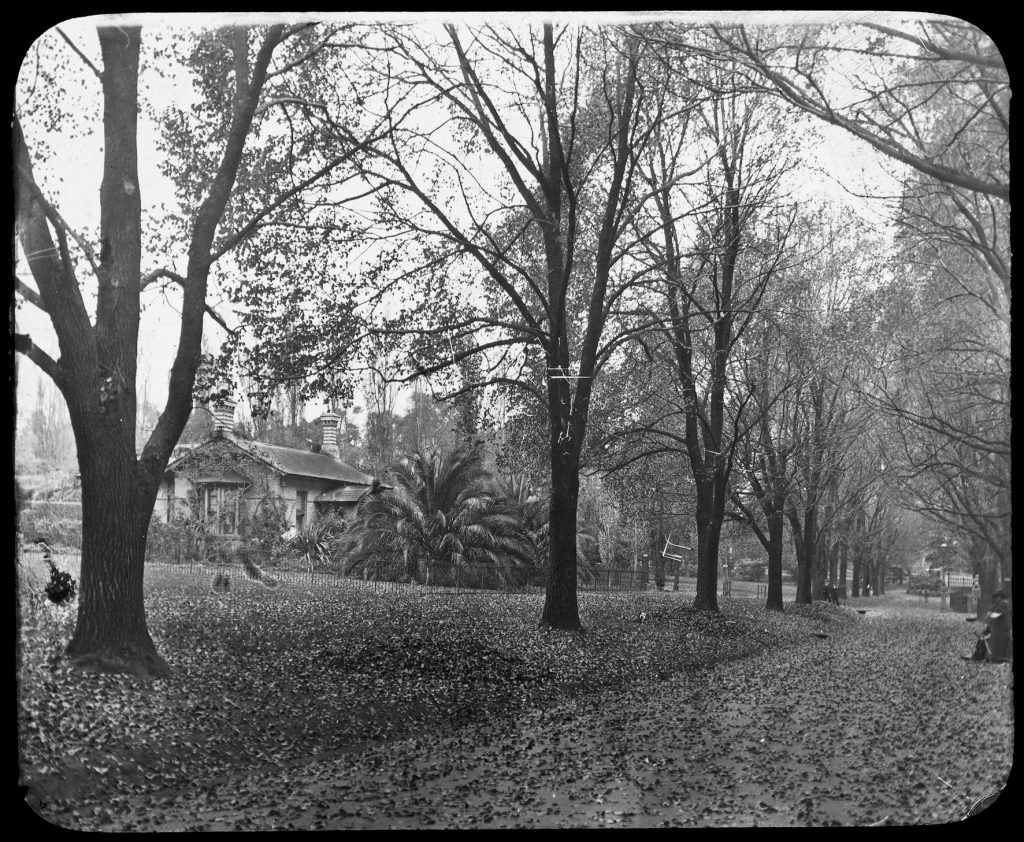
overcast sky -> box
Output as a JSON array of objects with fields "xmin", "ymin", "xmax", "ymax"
[{"xmin": 13, "ymin": 11, "xmax": 917, "ymax": 441}]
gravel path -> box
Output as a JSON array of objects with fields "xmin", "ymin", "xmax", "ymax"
[{"xmin": 86, "ymin": 599, "xmax": 1011, "ymax": 830}]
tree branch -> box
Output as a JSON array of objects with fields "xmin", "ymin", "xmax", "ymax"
[
  {"xmin": 720, "ymin": 25, "xmax": 1009, "ymax": 201},
  {"xmin": 55, "ymin": 26, "xmax": 102, "ymax": 79},
  {"xmin": 14, "ymin": 332, "xmax": 62, "ymax": 385},
  {"xmin": 14, "ymin": 274, "xmax": 47, "ymax": 312},
  {"xmin": 140, "ymin": 268, "xmax": 235, "ymax": 335},
  {"xmin": 15, "ymin": 155, "xmax": 101, "ymax": 278}
]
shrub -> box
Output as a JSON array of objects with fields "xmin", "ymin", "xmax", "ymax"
[
  {"xmin": 146, "ymin": 517, "xmax": 188, "ymax": 563},
  {"xmin": 314, "ymin": 509, "xmax": 350, "ymax": 540},
  {"xmin": 247, "ymin": 498, "xmax": 291, "ymax": 558},
  {"xmin": 734, "ymin": 558, "xmax": 767, "ymax": 582},
  {"xmin": 145, "ymin": 516, "xmax": 215, "ymax": 564},
  {"xmin": 313, "ymin": 510, "xmax": 350, "ymax": 570},
  {"xmin": 44, "ymin": 560, "xmax": 77, "ymax": 605},
  {"xmin": 290, "ymin": 521, "xmax": 334, "ymax": 574}
]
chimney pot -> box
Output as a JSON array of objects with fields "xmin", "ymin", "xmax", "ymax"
[
  {"xmin": 319, "ymin": 410, "xmax": 342, "ymax": 458},
  {"xmin": 210, "ymin": 389, "xmax": 237, "ymax": 436}
]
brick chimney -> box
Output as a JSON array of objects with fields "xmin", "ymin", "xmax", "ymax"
[
  {"xmin": 209, "ymin": 383, "xmax": 237, "ymax": 437},
  {"xmin": 319, "ymin": 410, "xmax": 342, "ymax": 458}
]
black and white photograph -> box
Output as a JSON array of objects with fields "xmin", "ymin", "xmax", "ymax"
[{"xmin": 13, "ymin": 10, "xmax": 1011, "ymax": 829}]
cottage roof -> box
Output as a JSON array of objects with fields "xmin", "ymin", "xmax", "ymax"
[
  {"xmin": 237, "ymin": 440, "xmax": 375, "ymax": 485},
  {"xmin": 167, "ymin": 435, "xmax": 375, "ymax": 487}
]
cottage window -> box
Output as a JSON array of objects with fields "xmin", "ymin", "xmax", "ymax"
[
  {"xmin": 202, "ymin": 485, "xmax": 240, "ymax": 535},
  {"xmin": 296, "ymin": 490, "xmax": 307, "ymax": 529}
]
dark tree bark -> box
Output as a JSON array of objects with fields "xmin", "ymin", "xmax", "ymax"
[
  {"xmin": 692, "ymin": 474, "xmax": 727, "ymax": 610},
  {"xmin": 758, "ymin": 511, "xmax": 783, "ymax": 612},
  {"xmin": 540, "ymin": 405, "xmax": 582, "ymax": 628},
  {"xmin": 15, "ymin": 25, "xmax": 286, "ymax": 677},
  {"xmin": 798, "ymin": 503, "xmax": 818, "ymax": 603}
]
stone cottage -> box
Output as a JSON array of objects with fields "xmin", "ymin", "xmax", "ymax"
[{"xmin": 158, "ymin": 398, "xmax": 377, "ymax": 538}]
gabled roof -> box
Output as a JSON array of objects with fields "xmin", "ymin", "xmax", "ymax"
[
  {"xmin": 238, "ymin": 440, "xmax": 375, "ymax": 485},
  {"xmin": 167, "ymin": 435, "xmax": 375, "ymax": 487}
]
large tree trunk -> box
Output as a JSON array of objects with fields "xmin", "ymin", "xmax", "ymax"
[
  {"xmin": 65, "ymin": 425, "xmax": 170, "ymax": 678},
  {"xmin": 49, "ymin": 28, "xmax": 168, "ymax": 679},
  {"xmin": 764, "ymin": 507, "xmax": 785, "ymax": 612},
  {"xmin": 788, "ymin": 508, "xmax": 814, "ymax": 605},
  {"xmin": 796, "ymin": 505, "xmax": 817, "ymax": 603},
  {"xmin": 693, "ymin": 476, "xmax": 724, "ymax": 611},
  {"xmin": 540, "ymin": 435, "xmax": 582, "ymax": 630}
]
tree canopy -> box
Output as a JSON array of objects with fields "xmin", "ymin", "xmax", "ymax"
[{"xmin": 14, "ymin": 13, "xmax": 1010, "ymax": 674}]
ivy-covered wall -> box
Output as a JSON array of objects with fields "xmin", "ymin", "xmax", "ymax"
[{"xmin": 157, "ymin": 438, "xmax": 359, "ymax": 535}]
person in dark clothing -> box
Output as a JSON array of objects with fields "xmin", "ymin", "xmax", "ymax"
[{"xmin": 985, "ymin": 590, "xmax": 1012, "ymax": 663}]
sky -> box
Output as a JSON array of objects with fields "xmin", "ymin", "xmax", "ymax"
[{"xmin": 12, "ymin": 11, "xmax": 917, "ymax": 453}]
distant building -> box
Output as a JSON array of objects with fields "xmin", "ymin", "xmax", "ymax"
[{"xmin": 158, "ymin": 399, "xmax": 377, "ymax": 537}]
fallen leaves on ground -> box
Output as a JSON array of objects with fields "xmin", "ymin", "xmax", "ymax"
[{"xmin": 16, "ymin": 561, "xmax": 1013, "ymax": 829}]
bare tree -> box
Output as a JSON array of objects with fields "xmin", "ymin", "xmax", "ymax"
[
  {"xmin": 13, "ymin": 22, "xmax": 362, "ymax": 676},
  {"xmin": 223, "ymin": 22, "xmax": 671, "ymax": 629},
  {"xmin": 641, "ymin": 73, "xmax": 795, "ymax": 611}
]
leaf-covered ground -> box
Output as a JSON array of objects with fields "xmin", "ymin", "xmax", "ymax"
[{"xmin": 17, "ymin": 559, "xmax": 1013, "ymax": 829}]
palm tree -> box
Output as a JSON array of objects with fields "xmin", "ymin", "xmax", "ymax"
[{"xmin": 346, "ymin": 448, "xmax": 534, "ymax": 587}]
